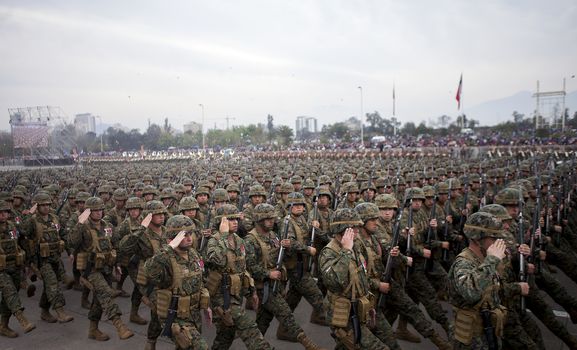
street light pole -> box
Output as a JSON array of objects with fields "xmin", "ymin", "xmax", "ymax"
[
  {"xmin": 96, "ymin": 116, "xmax": 103, "ymax": 153},
  {"xmin": 199, "ymin": 104, "xmax": 205, "ymax": 150},
  {"xmin": 358, "ymin": 86, "xmax": 364, "ymax": 147}
]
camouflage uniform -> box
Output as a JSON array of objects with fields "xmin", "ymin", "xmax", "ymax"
[
  {"xmin": 118, "ymin": 200, "xmax": 167, "ymax": 342},
  {"xmin": 244, "ymin": 203, "xmax": 324, "ymax": 349},
  {"xmin": 205, "ymin": 204, "xmax": 272, "ymax": 350},
  {"xmin": 400, "ymin": 188, "xmax": 452, "ymax": 337},
  {"xmin": 145, "ymin": 215, "xmax": 210, "ymax": 350},
  {"xmin": 319, "ymin": 208, "xmax": 388, "ymax": 350},
  {"xmin": 70, "ymin": 196, "xmax": 133, "ymax": 340},
  {"xmin": 0, "ymin": 200, "xmax": 36, "ymax": 336},
  {"xmin": 448, "ymin": 212, "xmax": 508, "ymax": 349},
  {"xmin": 21, "ymin": 193, "xmax": 71, "ymax": 321},
  {"xmin": 282, "ymin": 193, "xmax": 327, "ymax": 327}
]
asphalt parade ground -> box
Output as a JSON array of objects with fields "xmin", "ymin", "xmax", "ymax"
[{"xmin": 2, "ymin": 255, "xmax": 576, "ymax": 350}]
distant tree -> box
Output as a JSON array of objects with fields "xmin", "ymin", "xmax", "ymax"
[
  {"xmin": 438, "ymin": 115, "xmax": 452, "ymax": 128},
  {"xmin": 512, "ymin": 111, "xmax": 525, "ymax": 123},
  {"xmin": 401, "ymin": 122, "xmax": 417, "ymax": 136},
  {"xmin": 365, "ymin": 111, "xmax": 383, "ymax": 134},
  {"xmin": 276, "ymin": 125, "xmax": 293, "ymax": 146},
  {"xmin": 267, "ymin": 114, "xmax": 274, "ymax": 144},
  {"xmin": 145, "ymin": 124, "xmax": 162, "ymax": 150},
  {"xmin": 468, "ymin": 119, "xmax": 479, "ymax": 129},
  {"xmin": 416, "ymin": 121, "xmax": 430, "ymax": 135}
]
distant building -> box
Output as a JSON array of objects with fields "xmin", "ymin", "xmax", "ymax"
[
  {"xmin": 74, "ymin": 113, "xmax": 96, "ymax": 134},
  {"xmin": 295, "ymin": 116, "xmax": 317, "ymax": 139},
  {"xmin": 183, "ymin": 121, "xmax": 202, "ymax": 134}
]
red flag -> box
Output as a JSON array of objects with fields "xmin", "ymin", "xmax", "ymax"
[{"xmin": 456, "ymin": 74, "xmax": 463, "ymax": 110}]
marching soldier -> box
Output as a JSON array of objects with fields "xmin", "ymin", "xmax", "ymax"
[
  {"xmin": 145, "ymin": 215, "xmax": 212, "ymax": 350},
  {"xmin": 244, "ymin": 203, "xmax": 325, "ymax": 350},
  {"xmin": 448, "ymin": 211, "xmax": 510, "ymax": 349},
  {"xmin": 319, "ymin": 208, "xmax": 388, "ymax": 350},
  {"xmin": 70, "ymin": 197, "xmax": 134, "ymax": 341},
  {"xmin": 0, "ymin": 200, "xmax": 35, "ymax": 338},
  {"xmin": 103, "ymin": 188, "xmax": 128, "ymax": 228},
  {"xmin": 205, "ymin": 204, "xmax": 272, "ymax": 350},
  {"xmin": 21, "ymin": 192, "xmax": 74, "ymax": 324}
]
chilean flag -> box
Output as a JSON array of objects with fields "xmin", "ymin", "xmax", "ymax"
[{"xmin": 456, "ymin": 74, "xmax": 463, "ymax": 110}]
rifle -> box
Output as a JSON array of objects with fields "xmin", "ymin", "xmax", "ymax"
[
  {"xmin": 424, "ymin": 194, "xmax": 438, "ymax": 273},
  {"xmin": 350, "ymin": 300, "xmax": 362, "ymax": 346},
  {"xmin": 405, "ymin": 195, "xmax": 414, "ymax": 281},
  {"xmin": 480, "ymin": 174, "xmax": 487, "ymax": 208},
  {"xmin": 457, "ymin": 175, "xmax": 470, "ymax": 251},
  {"xmin": 55, "ymin": 189, "xmax": 70, "ymax": 216},
  {"xmin": 377, "ymin": 192, "xmax": 407, "ymax": 309},
  {"xmin": 306, "ymin": 181, "xmax": 320, "ymax": 272},
  {"xmin": 517, "ymin": 186, "xmax": 526, "ymax": 314},
  {"xmin": 481, "ymin": 308, "xmax": 498, "ymax": 350},
  {"xmin": 365, "ymin": 161, "xmax": 375, "ymax": 202},
  {"xmin": 530, "ymin": 161, "xmax": 542, "ymax": 274},
  {"xmin": 199, "ymin": 206, "xmax": 212, "ymax": 252},
  {"xmin": 442, "ymin": 179, "xmax": 453, "ymax": 262},
  {"xmin": 272, "ymin": 209, "xmax": 292, "ymax": 294},
  {"xmin": 333, "ymin": 176, "xmax": 341, "ymax": 210},
  {"xmin": 160, "ymin": 294, "xmax": 180, "ymax": 337},
  {"xmin": 222, "ymin": 272, "xmax": 231, "ymax": 310}
]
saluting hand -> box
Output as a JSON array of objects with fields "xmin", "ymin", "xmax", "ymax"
[
  {"xmin": 141, "ymin": 213, "xmax": 152, "ymax": 228},
  {"xmin": 78, "ymin": 209, "xmax": 91, "ymax": 224},
  {"xmin": 487, "ymin": 239, "xmax": 506, "ymax": 260},
  {"xmin": 341, "ymin": 228, "xmax": 355, "ymax": 251}
]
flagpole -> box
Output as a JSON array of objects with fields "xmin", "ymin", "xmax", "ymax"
[{"xmin": 393, "ymin": 82, "xmax": 396, "ymax": 117}]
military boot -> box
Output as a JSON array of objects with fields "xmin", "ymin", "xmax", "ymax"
[
  {"xmin": 309, "ymin": 309, "xmax": 328, "ymax": 326},
  {"xmin": 297, "ymin": 332, "xmax": 327, "ymax": 350},
  {"xmin": 428, "ymin": 330, "xmax": 452, "ymax": 350},
  {"xmin": 116, "ymin": 277, "xmax": 130, "ymax": 298},
  {"xmin": 88, "ymin": 320, "xmax": 110, "ymax": 341},
  {"xmin": 14, "ymin": 310, "xmax": 35, "ymax": 333},
  {"xmin": 54, "ymin": 307, "xmax": 74, "ymax": 323},
  {"xmin": 40, "ymin": 308, "xmax": 57, "ymax": 323},
  {"xmin": 144, "ymin": 339, "xmax": 156, "ymax": 350},
  {"xmin": 130, "ymin": 306, "xmax": 148, "ymax": 325},
  {"xmin": 394, "ymin": 318, "xmax": 421, "ymax": 343},
  {"xmin": 276, "ymin": 323, "xmax": 298, "ymax": 342},
  {"xmin": 112, "ymin": 317, "xmax": 134, "ymax": 339},
  {"xmin": 0, "ymin": 315, "xmax": 18, "ymax": 338}
]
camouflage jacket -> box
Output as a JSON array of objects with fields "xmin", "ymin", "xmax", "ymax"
[
  {"xmin": 244, "ymin": 228, "xmax": 282, "ymax": 284},
  {"xmin": 319, "ymin": 237, "xmax": 371, "ymax": 299},
  {"xmin": 241, "ymin": 202, "xmax": 256, "ymax": 232},
  {"xmin": 70, "ymin": 218, "xmax": 115, "ymax": 273},
  {"xmin": 0, "ymin": 220, "xmax": 25, "ymax": 270},
  {"xmin": 118, "ymin": 225, "xmax": 166, "ymax": 263},
  {"xmin": 22, "ymin": 212, "xmax": 67, "ymax": 263},
  {"xmin": 448, "ymin": 247, "xmax": 502, "ymax": 309},
  {"xmin": 103, "ymin": 206, "xmax": 127, "ymax": 228}
]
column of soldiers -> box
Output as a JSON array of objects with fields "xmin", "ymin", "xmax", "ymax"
[{"xmin": 0, "ymin": 150, "xmax": 576, "ymax": 350}]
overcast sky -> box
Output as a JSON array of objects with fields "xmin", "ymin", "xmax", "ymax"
[{"xmin": 1, "ymin": 0, "xmax": 576, "ymax": 132}]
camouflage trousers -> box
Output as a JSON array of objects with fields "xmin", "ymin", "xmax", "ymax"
[
  {"xmin": 453, "ymin": 336, "xmax": 501, "ymax": 350},
  {"xmin": 166, "ymin": 316, "xmax": 207, "ymax": 350},
  {"xmin": 0, "ymin": 268, "xmax": 23, "ymax": 316},
  {"xmin": 147, "ymin": 307, "xmax": 162, "ymax": 340},
  {"xmin": 502, "ymin": 308, "xmax": 543, "ymax": 350},
  {"xmin": 256, "ymin": 286, "xmax": 302, "ymax": 337},
  {"xmin": 425, "ymin": 260, "xmax": 450, "ymax": 298},
  {"xmin": 383, "ymin": 278, "xmax": 435, "ymax": 338},
  {"xmin": 87, "ymin": 271, "xmax": 122, "ymax": 321},
  {"xmin": 536, "ymin": 267, "xmax": 577, "ymax": 312},
  {"xmin": 331, "ymin": 324, "xmax": 388, "ymax": 350},
  {"xmin": 370, "ymin": 309, "xmax": 400, "ymax": 350},
  {"xmin": 546, "ymin": 243, "xmax": 577, "ymax": 284},
  {"xmin": 211, "ymin": 304, "xmax": 272, "ymax": 350},
  {"xmin": 127, "ymin": 266, "xmax": 143, "ymax": 308},
  {"xmin": 285, "ymin": 271, "xmax": 326, "ymax": 314},
  {"xmin": 527, "ymin": 280, "xmax": 577, "ymax": 349},
  {"xmin": 39, "ymin": 260, "xmax": 66, "ymax": 310},
  {"xmin": 406, "ymin": 267, "xmax": 451, "ymax": 331}
]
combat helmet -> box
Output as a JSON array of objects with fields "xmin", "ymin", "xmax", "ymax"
[
  {"xmin": 145, "ymin": 200, "xmax": 167, "ymax": 215},
  {"xmin": 355, "ymin": 202, "xmax": 380, "ymax": 222},
  {"xmin": 279, "ymin": 182, "xmax": 294, "ymax": 194},
  {"xmin": 85, "ymin": 197, "xmax": 105, "ymax": 210},
  {"xmin": 179, "ymin": 196, "xmax": 200, "ymax": 211},
  {"xmin": 341, "ymin": 181, "xmax": 360, "ymax": 194},
  {"xmin": 125, "ymin": 197, "xmax": 144, "ymax": 210},
  {"xmin": 215, "ymin": 204, "xmax": 242, "ymax": 220},
  {"xmin": 405, "ymin": 187, "xmax": 426, "ymax": 201},
  {"xmin": 330, "ymin": 208, "xmax": 363, "ymax": 236},
  {"xmin": 422, "ymin": 186, "xmax": 436, "ymax": 198},
  {"xmin": 286, "ymin": 192, "xmax": 306, "ymax": 207},
  {"xmin": 165, "ymin": 215, "xmax": 195, "ymax": 239},
  {"xmin": 494, "ymin": 188, "xmax": 522, "ymax": 206},
  {"xmin": 0, "ymin": 200, "xmax": 11, "ymax": 212},
  {"xmin": 248, "ymin": 185, "xmax": 267, "ymax": 198},
  {"xmin": 253, "ymin": 203, "xmax": 277, "ymax": 222},
  {"xmin": 375, "ymin": 194, "xmax": 398, "ymax": 209},
  {"xmin": 213, "ymin": 188, "xmax": 229, "ymax": 202},
  {"xmin": 76, "ymin": 191, "xmax": 91, "ymax": 203},
  {"xmin": 113, "ymin": 188, "xmax": 128, "ymax": 201},
  {"xmin": 33, "ymin": 192, "xmax": 52, "ymax": 205},
  {"xmin": 479, "ymin": 204, "xmax": 512, "ymax": 221},
  {"xmin": 463, "ymin": 212, "xmax": 507, "ymax": 241}
]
